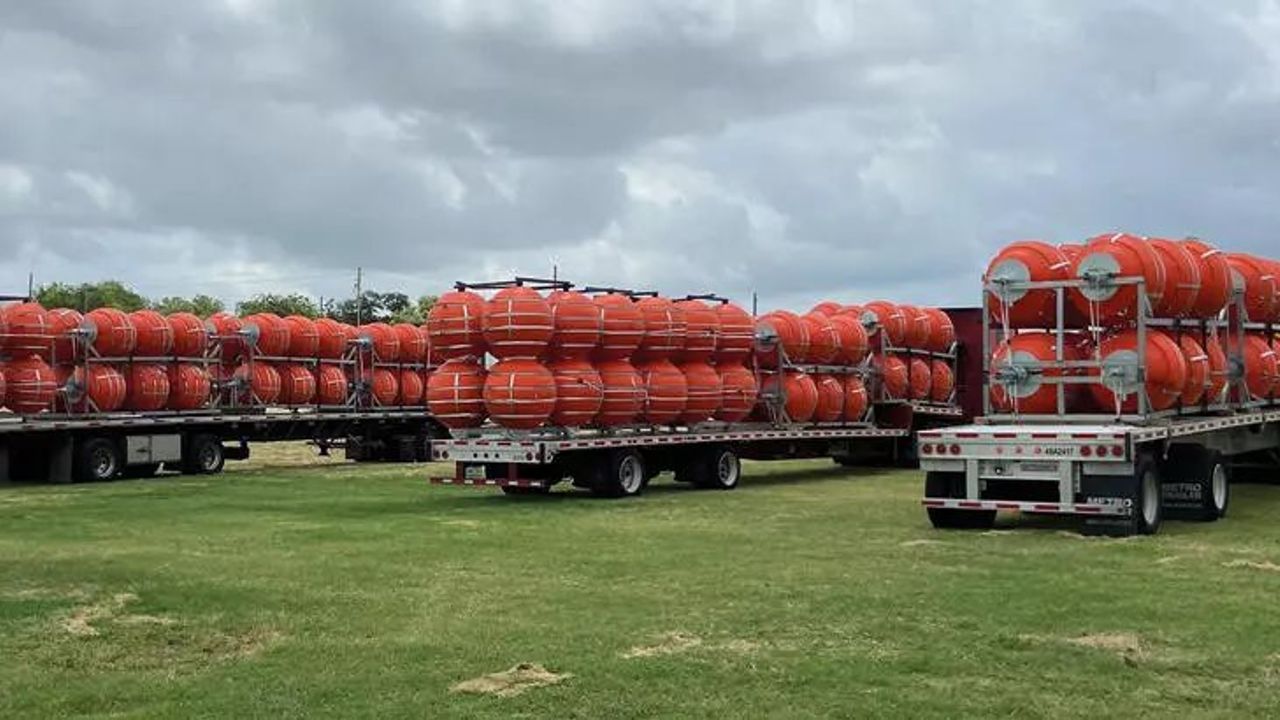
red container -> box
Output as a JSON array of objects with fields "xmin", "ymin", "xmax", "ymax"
[
  {"xmin": 277, "ymin": 363, "xmax": 317, "ymax": 405},
  {"xmin": 427, "ymin": 359, "xmax": 487, "ymax": 428},
  {"xmin": 1181, "ymin": 239, "xmax": 1233, "ymax": 319},
  {"xmin": 1206, "ymin": 336, "xmax": 1229, "ymax": 405},
  {"xmin": 314, "ymin": 318, "xmax": 349, "ymax": 359},
  {"xmin": 483, "ymin": 359, "xmax": 556, "ymax": 429},
  {"xmin": 1088, "ymin": 329, "xmax": 1188, "ymax": 413},
  {"xmin": 922, "ymin": 308, "xmax": 955, "ymax": 353},
  {"xmin": 828, "ymin": 314, "xmax": 869, "ymax": 365},
  {"xmin": 314, "ymin": 364, "xmax": 349, "ymax": 406},
  {"xmin": 233, "ymin": 362, "xmax": 281, "ymax": 405},
  {"xmin": 60, "ymin": 364, "xmax": 128, "ymax": 413},
  {"xmin": 1225, "ymin": 333, "xmax": 1279, "ymax": 401},
  {"xmin": 984, "ymin": 240, "xmax": 1074, "ymax": 327},
  {"xmin": 426, "ymin": 290, "xmax": 487, "ymax": 360},
  {"xmin": 394, "ymin": 324, "xmax": 427, "ymax": 364},
  {"xmin": 47, "ymin": 308, "xmax": 83, "ymax": 363},
  {"xmin": 1226, "ymin": 254, "xmax": 1277, "ymax": 324},
  {"xmin": 125, "ymin": 363, "xmax": 172, "ymax": 411},
  {"xmin": 676, "ymin": 299, "xmax": 719, "ymax": 363},
  {"xmin": 678, "ymin": 361, "xmax": 721, "ymax": 424},
  {"xmin": 990, "ymin": 332, "xmax": 1082, "ymax": 414},
  {"xmin": 83, "ymin": 307, "xmax": 137, "ymax": 358},
  {"xmin": 714, "ymin": 303, "xmax": 755, "ymax": 364},
  {"xmin": 1069, "ymin": 233, "xmax": 1166, "ymax": 325},
  {"xmin": 898, "ymin": 305, "xmax": 931, "ymax": 349},
  {"xmin": 714, "ymin": 364, "xmax": 757, "ymax": 422},
  {"xmin": 929, "ymin": 360, "xmax": 954, "ymax": 404},
  {"xmin": 358, "ymin": 323, "xmax": 400, "ymax": 363},
  {"xmin": 873, "ymin": 354, "xmax": 909, "ymax": 400},
  {"xmin": 862, "ymin": 301, "xmax": 907, "ymax": 347},
  {"xmin": 130, "ymin": 310, "xmax": 174, "ymax": 357},
  {"xmin": 1178, "ymin": 335, "xmax": 1210, "ymax": 407},
  {"xmin": 765, "ymin": 371, "xmax": 818, "ymax": 423},
  {"xmin": 1149, "ymin": 238, "xmax": 1200, "ymax": 317},
  {"xmin": 484, "ymin": 287, "xmax": 554, "ymax": 360},
  {"xmin": 635, "ymin": 296, "xmax": 687, "ymax": 361},
  {"xmin": 284, "ymin": 316, "xmax": 320, "ymax": 358},
  {"xmin": 167, "ymin": 363, "xmax": 212, "ymax": 411},
  {"xmin": 593, "ymin": 293, "xmax": 645, "ymax": 361},
  {"xmin": 2, "ymin": 356, "xmax": 57, "ymax": 413},
  {"xmin": 908, "ymin": 358, "xmax": 931, "ymax": 401},
  {"xmin": 1, "ymin": 303, "xmax": 52, "ymax": 360},
  {"xmin": 548, "ymin": 358, "xmax": 603, "ymax": 427},
  {"xmin": 812, "ymin": 374, "xmax": 844, "ymax": 423},
  {"xmin": 206, "ymin": 313, "xmax": 245, "ymax": 360},
  {"xmin": 596, "ymin": 359, "xmax": 644, "ymax": 426},
  {"xmin": 242, "ymin": 313, "xmax": 290, "ymax": 357},
  {"xmin": 843, "ymin": 376, "xmax": 869, "ymax": 422},
  {"xmin": 362, "ymin": 367, "xmax": 399, "ymax": 406},
  {"xmin": 802, "ymin": 313, "xmax": 839, "ymax": 364},
  {"xmin": 548, "ymin": 290, "xmax": 602, "ymax": 360},
  {"xmin": 756, "ymin": 310, "xmax": 809, "ymax": 366},
  {"xmin": 810, "ymin": 301, "xmax": 843, "ymax": 317},
  {"xmin": 397, "ymin": 368, "xmax": 425, "ymax": 405},
  {"xmin": 167, "ymin": 312, "xmax": 207, "ymax": 358},
  {"xmin": 636, "ymin": 358, "xmax": 688, "ymax": 424}
]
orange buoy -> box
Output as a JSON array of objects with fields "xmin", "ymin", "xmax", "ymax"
[
  {"xmin": 59, "ymin": 364, "xmax": 127, "ymax": 413},
  {"xmin": 1088, "ymin": 329, "xmax": 1188, "ymax": 413},
  {"xmin": 47, "ymin": 308, "xmax": 83, "ymax": 363},
  {"xmin": 130, "ymin": 310, "xmax": 174, "ymax": 357},
  {"xmin": 929, "ymin": 360, "xmax": 954, "ymax": 404},
  {"xmin": 242, "ymin": 313, "xmax": 290, "ymax": 357},
  {"xmin": 812, "ymin": 374, "xmax": 844, "ymax": 422},
  {"xmin": 1226, "ymin": 333, "xmax": 1279, "ymax": 401},
  {"xmin": 427, "ymin": 290, "xmax": 487, "ymax": 360},
  {"xmin": 483, "ymin": 359, "xmax": 556, "ymax": 429},
  {"xmin": 802, "ymin": 313, "xmax": 840, "ymax": 364},
  {"xmin": 167, "ymin": 363, "xmax": 212, "ymax": 410},
  {"xmin": 596, "ymin": 359, "xmax": 644, "ymax": 426},
  {"xmin": 312, "ymin": 318, "xmax": 348, "ymax": 359},
  {"xmin": 635, "ymin": 296, "xmax": 687, "ymax": 361},
  {"xmin": 394, "ymin": 368, "xmax": 423, "ymax": 405},
  {"xmin": 394, "ymin": 324, "xmax": 427, "ymax": 363},
  {"xmin": 357, "ymin": 323, "xmax": 400, "ymax": 363},
  {"xmin": 862, "ymin": 301, "xmax": 906, "ymax": 348},
  {"xmin": 836, "ymin": 304, "xmax": 864, "ymax": 320},
  {"xmin": 990, "ymin": 332, "xmax": 1081, "ymax": 414},
  {"xmin": 83, "ymin": 307, "xmax": 136, "ymax": 358},
  {"xmin": 828, "ymin": 314, "xmax": 869, "ymax": 365},
  {"xmin": 125, "ymin": 363, "xmax": 171, "ymax": 411},
  {"xmin": 1149, "ymin": 238, "xmax": 1200, "ymax": 317},
  {"xmin": 206, "ymin": 313, "xmax": 245, "ymax": 360},
  {"xmin": 3, "ymin": 356, "xmax": 57, "ymax": 413},
  {"xmin": 1181, "ymin": 239, "xmax": 1232, "ymax": 318},
  {"xmin": 283, "ymin": 316, "xmax": 319, "ymax": 358},
  {"xmin": 1178, "ymin": 335, "xmax": 1210, "ymax": 407},
  {"xmin": 908, "ymin": 358, "xmax": 931, "ymax": 401},
  {"xmin": 1, "ymin": 302, "xmax": 52, "ymax": 360},
  {"xmin": 922, "ymin": 308, "xmax": 955, "ymax": 352},
  {"xmin": 810, "ymin": 301, "xmax": 843, "ymax": 317},
  {"xmin": 714, "ymin": 302, "xmax": 755, "ymax": 364},
  {"xmin": 548, "ymin": 290, "xmax": 602, "ymax": 360},
  {"xmin": 714, "ymin": 364, "xmax": 757, "ymax": 422},
  {"xmin": 167, "ymin": 312, "xmax": 207, "ymax": 358},
  {"xmin": 678, "ymin": 361, "xmax": 722, "ymax": 424},
  {"xmin": 842, "ymin": 376, "xmax": 869, "ymax": 422},
  {"xmin": 593, "ymin": 293, "xmax": 645, "ymax": 360},
  {"xmin": 427, "ymin": 359, "xmax": 487, "ymax": 428},
  {"xmin": 547, "ymin": 358, "xmax": 603, "ymax": 427},
  {"xmin": 899, "ymin": 305, "xmax": 931, "ymax": 349},
  {"xmin": 873, "ymin": 354, "xmax": 909, "ymax": 400},
  {"xmin": 984, "ymin": 241, "xmax": 1074, "ymax": 328},
  {"xmin": 1205, "ymin": 336, "xmax": 1228, "ymax": 405},
  {"xmin": 313, "ymin": 364, "xmax": 349, "ymax": 406},
  {"xmin": 636, "ymin": 358, "xmax": 687, "ymax": 424},
  {"xmin": 1070, "ymin": 233, "xmax": 1166, "ymax": 324},
  {"xmin": 765, "ymin": 371, "xmax": 818, "ymax": 422},
  {"xmin": 756, "ymin": 310, "xmax": 809, "ymax": 366},
  {"xmin": 276, "ymin": 363, "xmax": 316, "ymax": 405},
  {"xmin": 1226, "ymin": 254, "xmax": 1277, "ymax": 324},
  {"xmin": 361, "ymin": 367, "xmax": 399, "ymax": 406},
  {"xmin": 233, "ymin": 362, "xmax": 281, "ymax": 405},
  {"xmin": 484, "ymin": 286, "xmax": 554, "ymax": 360},
  {"xmin": 676, "ymin": 299, "xmax": 719, "ymax": 363}
]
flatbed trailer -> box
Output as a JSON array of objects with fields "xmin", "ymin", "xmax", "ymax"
[{"xmin": 0, "ymin": 408, "xmax": 445, "ymax": 484}]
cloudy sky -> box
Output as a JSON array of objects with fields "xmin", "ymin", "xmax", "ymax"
[{"xmin": 1, "ymin": 0, "xmax": 1278, "ymax": 313}]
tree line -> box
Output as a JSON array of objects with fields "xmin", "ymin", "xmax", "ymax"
[{"xmin": 33, "ymin": 281, "xmax": 438, "ymax": 325}]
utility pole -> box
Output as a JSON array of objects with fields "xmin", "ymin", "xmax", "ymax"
[
  {"xmin": 354, "ymin": 267, "xmax": 363, "ymax": 325},
  {"xmin": 27, "ymin": 272, "xmax": 33, "ymax": 301}
]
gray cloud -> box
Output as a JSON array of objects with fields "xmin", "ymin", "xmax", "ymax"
[{"xmin": 1, "ymin": 0, "xmax": 1278, "ymax": 313}]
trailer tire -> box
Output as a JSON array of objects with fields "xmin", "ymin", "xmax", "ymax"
[
  {"xmin": 689, "ymin": 446, "xmax": 741, "ymax": 490},
  {"xmin": 593, "ymin": 449, "xmax": 646, "ymax": 498},
  {"xmin": 1084, "ymin": 455, "xmax": 1162, "ymax": 537},
  {"xmin": 74, "ymin": 438, "xmax": 123, "ymax": 483},
  {"xmin": 924, "ymin": 471, "xmax": 995, "ymax": 530},
  {"xmin": 182, "ymin": 434, "xmax": 225, "ymax": 475},
  {"xmin": 1163, "ymin": 446, "xmax": 1229, "ymax": 522}
]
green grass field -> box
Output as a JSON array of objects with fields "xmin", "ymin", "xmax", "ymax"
[{"xmin": 3, "ymin": 448, "xmax": 1280, "ymax": 718}]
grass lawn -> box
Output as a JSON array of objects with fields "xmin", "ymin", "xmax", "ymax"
[{"xmin": 3, "ymin": 448, "xmax": 1280, "ymax": 718}]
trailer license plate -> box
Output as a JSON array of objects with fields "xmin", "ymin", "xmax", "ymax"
[{"xmin": 464, "ymin": 465, "xmax": 486, "ymax": 480}]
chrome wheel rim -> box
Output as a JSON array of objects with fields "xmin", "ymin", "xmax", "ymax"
[
  {"xmin": 619, "ymin": 456, "xmax": 642, "ymax": 494},
  {"xmin": 717, "ymin": 453, "xmax": 739, "ymax": 487},
  {"xmin": 1141, "ymin": 469, "xmax": 1158, "ymax": 526},
  {"xmin": 1211, "ymin": 465, "xmax": 1227, "ymax": 511}
]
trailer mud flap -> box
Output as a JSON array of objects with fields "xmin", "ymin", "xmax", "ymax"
[{"xmin": 1161, "ymin": 481, "xmax": 1208, "ymax": 520}]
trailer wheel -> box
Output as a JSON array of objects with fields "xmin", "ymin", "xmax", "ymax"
[
  {"xmin": 74, "ymin": 438, "xmax": 122, "ymax": 483},
  {"xmin": 1162, "ymin": 446, "xmax": 1229, "ymax": 522},
  {"xmin": 593, "ymin": 449, "xmax": 646, "ymax": 498},
  {"xmin": 688, "ymin": 446, "xmax": 741, "ymax": 490},
  {"xmin": 924, "ymin": 471, "xmax": 995, "ymax": 530},
  {"xmin": 1084, "ymin": 456, "xmax": 1162, "ymax": 537},
  {"xmin": 182, "ymin": 434, "xmax": 225, "ymax": 475}
]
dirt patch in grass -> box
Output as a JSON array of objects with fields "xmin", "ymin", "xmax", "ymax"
[
  {"xmin": 622, "ymin": 631, "xmax": 704, "ymax": 659},
  {"xmin": 201, "ymin": 628, "xmax": 284, "ymax": 659},
  {"xmin": 899, "ymin": 539, "xmax": 945, "ymax": 548},
  {"xmin": 1021, "ymin": 632, "xmax": 1148, "ymax": 665},
  {"xmin": 62, "ymin": 592, "xmax": 141, "ymax": 637},
  {"xmin": 1224, "ymin": 559, "xmax": 1280, "ymax": 573},
  {"xmin": 450, "ymin": 663, "xmax": 571, "ymax": 697}
]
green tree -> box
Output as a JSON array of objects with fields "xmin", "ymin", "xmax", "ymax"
[
  {"xmin": 236, "ymin": 293, "xmax": 319, "ymax": 318},
  {"xmin": 152, "ymin": 294, "xmax": 225, "ymax": 316},
  {"xmin": 35, "ymin": 280, "xmax": 149, "ymax": 312}
]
